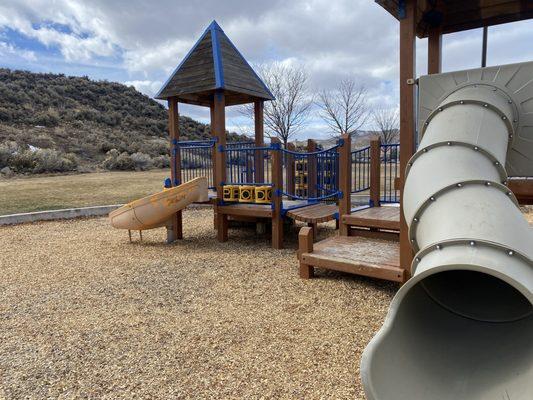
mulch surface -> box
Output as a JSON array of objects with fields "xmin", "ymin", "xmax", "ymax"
[{"xmin": 0, "ymin": 209, "xmax": 397, "ymax": 399}]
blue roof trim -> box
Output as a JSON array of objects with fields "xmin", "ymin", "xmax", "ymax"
[
  {"xmin": 216, "ymin": 26, "xmax": 275, "ymax": 100},
  {"xmin": 154, "ymin": 24, "xmax": 212, "ymax": 99},
  {"xmin": 210, "ymin": 21, "xmax": 224, "ymax": 89}
]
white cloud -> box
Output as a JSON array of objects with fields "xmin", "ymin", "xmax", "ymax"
[
  {"xmin": 124, "ymin": 80, "xmax": 163, "ymax": 97},
  {"xmin": 1, "ymin": 0, "xmax": 533, "ymax": 137},
  {"xmin": 0, "ymin": 41, "xmax": 36, "ymax": 61}
]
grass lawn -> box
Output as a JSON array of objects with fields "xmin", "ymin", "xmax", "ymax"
[{"xmin": 0, "ymin": 170, "xmax": 171, "ymax": 215}]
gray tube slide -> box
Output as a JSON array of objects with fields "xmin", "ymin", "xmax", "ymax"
[{"xmin": 361, "ymin": 65, "xmax": 533, "ymax": 400}]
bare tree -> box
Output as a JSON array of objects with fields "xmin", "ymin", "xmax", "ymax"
[
  {"xmin": 240, "ymin": 62, "xmax": 313, "ymax": 147},
  {"xmin": 317, "ymin": 79, "xmax": 368, "ymax": 138},
  {"xmin": 372, "ymin": 108, "xmax": 399, "ymax": 144}
]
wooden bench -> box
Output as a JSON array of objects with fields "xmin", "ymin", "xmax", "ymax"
[{"xmin": 286, "ymin": 203, "xmax": 338, "ymax": 239}]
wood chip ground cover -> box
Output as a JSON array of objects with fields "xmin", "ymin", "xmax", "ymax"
[
  {"xmin": 0, "ymin": 209, "xmax": 397, "ymax": 399},
  {"xmin": 1, "ymin": 208, "xmax": 531, "ymax": 399}
]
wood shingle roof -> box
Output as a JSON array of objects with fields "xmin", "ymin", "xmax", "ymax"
[{"xmin": 155, "ymin": 21, "xmax": 274, "ymax": 106}]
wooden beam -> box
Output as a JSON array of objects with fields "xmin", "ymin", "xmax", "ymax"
[
  {"xmin": 210, "ymin": 105, "xmax": 217, "ymax": 230},
  {"xmin": 370, "ymin": 138, "xmax": 382, "ymax": 207},
  {"xmin": 307, "ymin": 139, "xmax": 318, "ymax": 199},
  {"xmin": 214, "ymin": 91, "xmax": 228, "ymax": 242},
  {"xmin": 167, "ymin": 97, "xmax": 182, "ymax": 242},
  {"xmin": 399, "ymin": 0, "xmax": 417, "ymax": 281},
  {"xmin": 254, "ymin": 101, "xmax": 265, "ymax": 183},
  {"xmin": 427, "ymin": 26, "xmax": 442, "ymax": 74},
  {"xmin": 298, "ymin": 227, "xmax": 314, "ymax": 279},
  {"xmin": 286, "ymin": 142, "xmax": 296, "ymax": 196},
  {"xmin": 271, "ymin": 138, "xmax": 284, "ymax": 249},
  {"xmin": 509, "ymin": 179, "xmax": 533, "ymax": 205},
  {"xmin": 338, "ymin": 134, "xmax": 351, "ymax": 236}
]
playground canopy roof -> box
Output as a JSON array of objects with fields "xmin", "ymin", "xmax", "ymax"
[
  {"xmin": 155, "ymin": 20, "xmax": 274, "ymax": 107},
  {"xmin": 376, "ymin": 0, "xmax": 533, "ymax": 38}
]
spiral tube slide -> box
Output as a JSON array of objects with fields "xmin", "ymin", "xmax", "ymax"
[{"xmin": 361, "ymin": 66, "xmax": 533, "ymax": 400}]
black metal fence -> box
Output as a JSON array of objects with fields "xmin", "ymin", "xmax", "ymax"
[
  {"xmin": 380, "ymin": 143, "xmax": 400, "ymax": 203},
  {"xmin": 351, "ymin": 146, "xmax": 371, "ymax": 193}
]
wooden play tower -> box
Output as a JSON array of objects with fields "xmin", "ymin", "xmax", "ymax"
[{"xmin": 155, "ymin": 21, "xmax": 274, "ymax": 243}]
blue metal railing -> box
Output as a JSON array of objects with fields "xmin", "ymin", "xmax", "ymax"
[
  {"xmin": 174, "ymin": 139, "xmax": 256, "ymax": 190},
  {"xmin": 280, "ymin": 142, "xmax": 341, "ymax": 202},
  {"xmin": 351, "ymin": 146, "xmax": 370, "ymax": 193},
  {"xmin": 174, "ymin": 139, "xmax": 215, "ymax": 189},
  {"xmin": 221, "ymin": 144, "xmax": 274, "ymax": 186},
  {"xmin": 381, "ymin": 143, "xmax": 400, "ymax": 203}
]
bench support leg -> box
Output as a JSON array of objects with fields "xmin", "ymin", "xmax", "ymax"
[{"xmin": 298, "ymin": 226, "xmax": 314, "ymax": 279}]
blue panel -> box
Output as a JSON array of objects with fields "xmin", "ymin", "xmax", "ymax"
[{"xmin": 210, "ymin": 21, "xmax": 225, "ymax": 89}]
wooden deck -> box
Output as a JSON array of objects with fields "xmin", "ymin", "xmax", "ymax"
[
  {"xmin": 342, "ymin": 206, "xmax": 400, "ymax": 231},
  {"xmin": 286, "ymin": 203, "xmax": 338, "ymax": 223},
  {"xmin": 298, "ymin": 227, "xmax": 404, "ymax": 282}
]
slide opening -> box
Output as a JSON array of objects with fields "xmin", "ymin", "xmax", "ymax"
[
  {"xmin": 421, "ymin": 270, "xmax": 532, "ymax": 323},
  {"xmin": 366, "ymin": 279, "xmax": 533, "ymax": 400}
]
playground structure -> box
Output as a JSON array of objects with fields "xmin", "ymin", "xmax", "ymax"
[
  {"xmin": 153, "ymin": 20, "xmax": 402, "ymax": 249},
  {"xmin": 360, "ymin": 1, "xmax": 533, "ymax": 399},
  {"xmin": 104, "ymin": 3, "xmax": 533, "ymax": 399}
]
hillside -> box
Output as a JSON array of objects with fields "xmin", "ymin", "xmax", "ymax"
[{"xmin": 0, "ymin": 69, "xmax": 245, "ymax": 175}]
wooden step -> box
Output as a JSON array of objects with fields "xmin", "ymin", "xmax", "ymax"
[
  {"xmin": 342, "ymin": 205, "xmax": 400, "ymax": 231},
  {"xmin": 298, "ymin": 228, "xmax": 404, "ymax": 282}
]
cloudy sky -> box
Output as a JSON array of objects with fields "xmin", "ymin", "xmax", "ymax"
[{"xmin": 1, "ymin": 0, "xmax": 533, "ymax": 139}]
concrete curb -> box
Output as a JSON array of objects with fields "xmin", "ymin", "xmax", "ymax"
[
  {"xmin": 0, "ymin": 205, "xmax": 123, "ymax": 226},
  {"xmin": 0, "ymin": 202, "xmax": 214, "ymax": 226}
]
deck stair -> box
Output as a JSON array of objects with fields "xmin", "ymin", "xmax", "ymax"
[
  {"xmin": 298, "ymin": 227, "xmax": 404, "ymax": 282},
  {"xmin": 342, "ymin": 205, "xmax": 400, "ymax": 239}
]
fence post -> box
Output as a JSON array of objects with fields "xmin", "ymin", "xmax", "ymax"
[
  {"xmin": 271, "ymin": 137, "xmax": 283, "ymax": 249},
  {"xmin": 167, "ymin": 97, "xmax": 183, "ymax": 242},
  {"xmin": 254, "ymin": 101, "xmax": 265, "ymax": 183},
  {"xmin": 214, "ymin": 91, "xmax": 228, "ymax": 241},
  {"xmin": 338, "ymin": 134, "xmax": 351, "ymax": 236},
  {"xmin": 287, "ymin": 142, "xmax": 296, "ymax": 196},
  {"xmin": 370, "ymin": 137, "xmax": 382, "ymax": 207},
  {"xmin": 307, "ymin": 139, "xmax": 317, "ymax": 200}
]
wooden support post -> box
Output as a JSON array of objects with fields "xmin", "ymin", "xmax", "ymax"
[
  {"xmin": 509, "ymin": 179, "xmax": 533, "ymax": 205},
  {"xmin": 428, "ymin": 27, "xmax": 442, "ymax": 74},
  {"xmin": 210, "ymin": 105, "xmax": 217, "ymax": 230},
  {"xmin": 287, "ymin": 142, "xmax": 296, "ymax": 196},
  {"xmin": 167, "ymin": 97, "xmax": 182, "ymax": 242},
  {"xmin": 338, "ymin": 134, "xmax": 351, "ymax": 236},
  {"xmin": 298, "ymin": 227, "xmax": 314, "ymax": 279},
  {"xmin": 399, "ymin": 0, "xmax": 417, "ymax": 281},
  {"xmin": 214, "ymin": 91, "xmax": 228, "ymax": 242},
  {"xmin": 307, "ymin": 222, "xmax": 318, "ymax": 241},
  {"xmin": 254, "ymin": 101, "xmax": 265, "ymax": 183},
  {"xmin": 271, "ymin": 137, "xmax": 283, "ymax": 249},
  {"xmin": 307, "ymin": 139, "xmax": 317, "ymax": 199},
  {"xmin": 370, "ymin": 138, "xmax": 382, "ymax": 207}
]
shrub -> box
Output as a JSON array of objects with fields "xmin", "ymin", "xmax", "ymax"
[
  {"xmin": 152, "ymin": 154, "xmax": 170, "ymax": 169},
  {"xmin": 0, "ymin": 141, "xmax": 19, "ymax": 168},
  {"xmin": 31, "ymin": 149, "xmax": 78, "ymax": 173},
  {"xmin": 130, "ymin": 152, "xmax": 153, "ymax": 171},
  {"xmin": 32, "ymin": 110, "xmax": 60, "ymax": 127},
  {"xmin": 102, "ymin": 149, "xmax": 135, "ymax": 170},
  {"xmin": 10, "ymin": 151, "xmax": 35, "ymax": 172}
]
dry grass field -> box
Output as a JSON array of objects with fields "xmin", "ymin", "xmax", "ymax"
[
  {"xmin": 0, "ymin": 209, "xmax": 398, "ymax": 400},
  {"xmin": 0, "ymin": 170, "xmax": 170, "ymax": 215}
]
